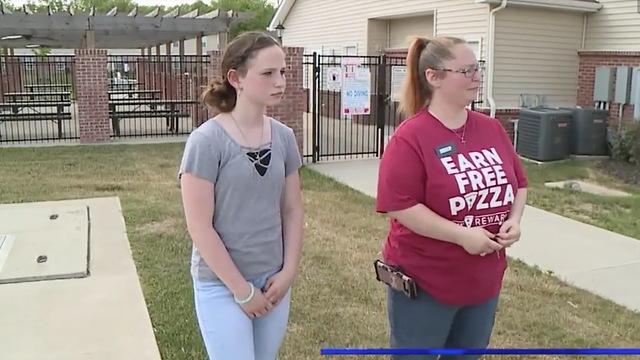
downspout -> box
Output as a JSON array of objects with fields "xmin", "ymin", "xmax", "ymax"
[{"xmin": 487, "ymin": 0, "xmax": 508, "ymax": 118}]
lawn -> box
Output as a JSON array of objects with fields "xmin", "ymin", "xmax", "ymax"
[
  {"xmin": 520, "ymin": 159, "xmax": 640, "ymax": 240},
  {"xmin": 0, "ymin": 143, "xmax": 639, "ymax": 360}
]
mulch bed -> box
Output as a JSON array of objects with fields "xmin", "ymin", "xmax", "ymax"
[{"xmin": 596, "ymin": 159, "xmax": 640, "ymax": 185}]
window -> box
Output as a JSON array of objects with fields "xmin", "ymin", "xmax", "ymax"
[
  {"xmin": 343, "ymin": 45, "xmax": 358, "ymax": 56},
  {"xmin": 465, "ymin": 37, "xmax": 482, "ymax": 60}
]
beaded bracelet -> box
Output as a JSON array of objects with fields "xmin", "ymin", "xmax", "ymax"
[{"xmin": 234, "ymin": 283, "xmax": 255, "ymax": 304}]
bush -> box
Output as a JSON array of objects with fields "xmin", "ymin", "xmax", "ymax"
[{"xmin": 609, "ymin": 122, "xmax": 640, "ymax": 165}]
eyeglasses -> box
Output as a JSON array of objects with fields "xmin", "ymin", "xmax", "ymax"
[{"xmin": 436, "ymin": 65, "xmax": 485, "ymax": 78}]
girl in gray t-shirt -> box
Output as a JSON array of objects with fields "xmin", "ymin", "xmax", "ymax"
[{"xmin": 178, "ymin": 31, "xmax": 303, "ymax": 360}]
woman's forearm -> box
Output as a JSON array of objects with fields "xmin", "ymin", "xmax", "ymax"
[
  {"xmin": 507, "ymin": 188, "xmax": 528, "ymax": 223},
  {"xmin": 189, "ymin": 228, "xmax": 251, "ymax": 298},
  {"xmin": 281, "ymin": 206, "xmax": 304, "ymax": 275},
  {"xmin": 389, "ymin": 204, "xmax": 466, "ymax": 245}
]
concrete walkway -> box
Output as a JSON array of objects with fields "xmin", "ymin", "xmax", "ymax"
[{"xmin": 308, "ymin": 158, "xmax": 640, "ymax": 313}]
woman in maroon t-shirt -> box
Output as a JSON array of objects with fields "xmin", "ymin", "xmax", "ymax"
[{"xmin": 376, "ymin": 36, "xmax": 528, "ymax": 359}]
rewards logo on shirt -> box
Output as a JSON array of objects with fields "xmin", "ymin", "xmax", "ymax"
[{"xmin": 439, "ymin": 147, "xmax": 514, "ymax": 226}]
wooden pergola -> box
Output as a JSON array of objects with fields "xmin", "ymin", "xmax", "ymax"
[{"xmin": 0, "ymin": 4, "xmax": 253, "ymax": 53}]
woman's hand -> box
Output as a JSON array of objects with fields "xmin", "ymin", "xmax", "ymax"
[
  {"xmin": 496, "ymin": 219, "xmax": 521, "ymax": 248},
  {"xmin": 235, "ymin": 283, "xmax": 274, "ymax": 319},
  {"xmin": 264, "ymin": 269, "xmax": 296, "ymax": 307},
  {"xmin": 457, "ymin": 226, "xmax": 503, "ymax": 256}
]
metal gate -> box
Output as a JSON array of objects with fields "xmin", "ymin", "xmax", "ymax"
[{"xmin": 302, "ymin": 53, "xmax": 484, "ymax": 163}]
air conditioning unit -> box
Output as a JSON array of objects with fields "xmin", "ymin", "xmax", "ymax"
[
  {"xmin": 516, "ymin": 107, "xmax": 573, "ymax": 162},
  {"xmin": 559, "ymin": 107, "xmax": 610, "ymax": 156}
]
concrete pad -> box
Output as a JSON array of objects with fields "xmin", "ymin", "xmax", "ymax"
[
  {"xmin": 544, "ymin": 180, "xmax": 631, "ymax": 197},
  {"xmin": 0, "ymin": 197, "xmax": 161, "ymax": 360},
  {"xmin": 0, "ymin": 205, "xmax": 89, "ymax": 285},
  {"xmin": 308, "ymin": 158, "xmax": 379, "ymax": 198}
]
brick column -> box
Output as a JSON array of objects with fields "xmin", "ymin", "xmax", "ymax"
[
  {"xmin": 75, "ymin": 49, "xmax": 110, "ymax": 143},
  {"xmin": 266, "ymin": 47, "xmax": 304, "ymax": 156},
  {"xmin": 0, "ymin": 56, "xmax": 23, "ymax": 102},
  {"xmin": 204, "ymin": 50, "xmax": 223, "ymax": 126}
]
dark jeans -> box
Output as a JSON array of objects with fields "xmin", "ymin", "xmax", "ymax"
[{"xmin": 387, "ymin": 286, "xmax": 499, "ymax": 360}]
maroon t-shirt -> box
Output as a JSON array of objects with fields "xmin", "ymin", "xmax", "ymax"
[{"xmin": 376, "ymin": 109, "xmax": 528, "ymax": 306}]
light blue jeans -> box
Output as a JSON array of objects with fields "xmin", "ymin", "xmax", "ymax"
[{"xmin": 193, "ymin": 271, "xmax": 292, "ymax": 360}]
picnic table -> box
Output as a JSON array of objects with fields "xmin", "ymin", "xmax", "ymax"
[
  {"xmin": 108, "ymin": 78, "xmax": 139, "ymax": 91},
  {"xmin": 108, "ymin": 99, "xmax": 196, "ymax": 136},
  {"xmin": 108, "ymin": 89, "xmax": 161, "ymax": 101},
  {"xmin": 24, "ymin": 84, "xmax": 72, "ymax": 93},
  {"xmin": 0, "ymin": 101, "xmax": 72, "ymax": 139},
  {"xmin": 3, "ymin": 91, "xmax": 71, "ymax": 103}
]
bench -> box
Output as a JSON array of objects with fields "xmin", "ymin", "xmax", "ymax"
[
  {"xmin": 109, "ymin": 109, "xmax": 191, "ymax": 136},
  {"xmin": 4, "ymin": 91, "xmax": 71, "ymax": 103},
  {"xmin": 0, "ymin": 111, "xmax": 73, "ymax": 139}
]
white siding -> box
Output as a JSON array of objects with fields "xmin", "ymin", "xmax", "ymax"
[
  {"xmin": 281, "ymin": 0, "xmax": 488, "ymax": 57},
  {"xmin": 493, "ymin": 8, "xmax": 583, "ymax": 108},
  {"xmin": 585, "ymin": 0, "xmax": 640, "ymax": 51}
]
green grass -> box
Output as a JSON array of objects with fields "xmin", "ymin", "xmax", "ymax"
[
  {"xmin": 1, "ymin": 143, "xmax": 639, "ymax": 360},
  {"xmin": 521, "ymin": 159, "xmax": 639, "ymax": 240}
]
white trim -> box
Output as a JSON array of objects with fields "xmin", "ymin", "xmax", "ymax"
[
  {"xmin": 475, "ymin": 0, "xmax": 601, "ymax": 12},
  {"xmin": 433, "ymin": 9, "xmax": 438, "ymax": 36},
  {"xmin": 268, "ymin": 0, "xmax": 295, "ymax": 30}
]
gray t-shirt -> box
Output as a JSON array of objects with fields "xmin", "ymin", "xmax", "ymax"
[{"xmin": 178, "ymin": 118, "xmax": 302, "ymax": 282}]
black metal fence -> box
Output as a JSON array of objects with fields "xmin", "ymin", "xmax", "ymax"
[
  {"xmin": 302, "ymin": 52, "xmax": 485, "ymax": 162},
  {"xmin": 0, "ymin": 55, "xmax": 78, "ymax": 144},
  {"xmin": 106, "ymin": 55, "xmax": 210, "ymax": 138}
]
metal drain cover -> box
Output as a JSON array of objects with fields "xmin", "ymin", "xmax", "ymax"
[{"xmin": 0, "ymin": 205, "xmax": 89, "ymax": 285}]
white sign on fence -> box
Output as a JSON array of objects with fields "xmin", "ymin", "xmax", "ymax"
[
  {"xmin": 390, "ymin": 65, "xmax": 406, "ymax": 102},
  {"xmin": 326, "ymin": 67, "xmax": 341, "ymax": 91},
  {"xmin": 341, "ymin": 58, "xmax": 371, "ymax": 116}
]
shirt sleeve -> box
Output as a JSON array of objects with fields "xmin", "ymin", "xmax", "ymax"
[
  {"xmin": 496, "ymin": 120, "xmax": 528, "ymax": 189},
  {"xmin": 376, "ymin": 135, "xmax": 427, "ymax": 213},
  {"xmin": 284, "ymin": 127, "xmax": 303, "ymax": 177},
  {"xmin": 178, "ymin": 131, "xmax": 220, "ymax": 184}
]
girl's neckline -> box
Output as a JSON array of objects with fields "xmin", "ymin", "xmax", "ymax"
[{"xmin": 211, "ymin": 117, "xmax": 274, "ymax": 150}]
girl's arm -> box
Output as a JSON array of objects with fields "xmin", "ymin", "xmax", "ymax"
[
  {"xmin": 180, "ymin": 172, "xmax": 252, "ymax": 300},
  {"xmin": 280, "ymin": 170, "xmax": 304, "ymax": 276}
]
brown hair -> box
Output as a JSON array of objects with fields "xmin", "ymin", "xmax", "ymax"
[
  {"xmin": 398, "ymin": 36, "xmax": 467, "ymax": 117},
  {"xmin": 202, "ymin": 31, "xmax": 282, "ymax": 112}
]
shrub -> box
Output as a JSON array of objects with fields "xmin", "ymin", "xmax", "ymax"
[{"xmin": 609, "ymin": 121, "xmax": 640, "ymax": 165}]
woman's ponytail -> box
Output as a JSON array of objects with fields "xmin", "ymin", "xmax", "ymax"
[{"xmin": 398, "ymin": 37, "xmax": 431, "ymax": 118}]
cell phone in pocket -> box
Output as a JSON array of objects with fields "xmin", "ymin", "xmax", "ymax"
[{"xmin": 374, "ymin": 259, "xmax": 418, "ymax": 299}]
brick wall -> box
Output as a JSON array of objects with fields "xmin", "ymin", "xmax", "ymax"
[
  {"xmin": 75, "ymin": 49, "xmax": 110, "ymax": 143},
  {"xmin": 578, "ymin": 51, "xmax": 640, "ymax": 126},
  {"xmin": 267, "ymin": 47, "xmax": 305, "ymax": 155},
  {"xmin": 476, "ymin": 108, "xmax": 520, "ymax": 143},
  {"xmin": 207, "ymin": 47, "xmax": 305, "ymax": 155},
  {"xmin": 0, "ymin": 56, "xmax": 23, "ymax": 103}
]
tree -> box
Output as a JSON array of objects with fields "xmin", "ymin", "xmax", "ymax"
[{"xmin": 215, "ymin": 0, "xmax": 276, "ymax": 39}]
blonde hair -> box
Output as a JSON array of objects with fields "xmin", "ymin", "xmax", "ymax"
[{"xmin": 398, "ymin": 36, "xmax": 467, "ymax": 117}]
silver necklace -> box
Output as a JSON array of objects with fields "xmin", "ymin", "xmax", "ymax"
[
  {"xmin": 429, "ymin": 109, "xmax": 468, "ymax": 144},
  {"xmin": 451, "ymin": 122, "xmax": 467, "ymax": 144},
  {"xmin": 230, "ymin": 113, "xmax": 264, "ymax": 149}
]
